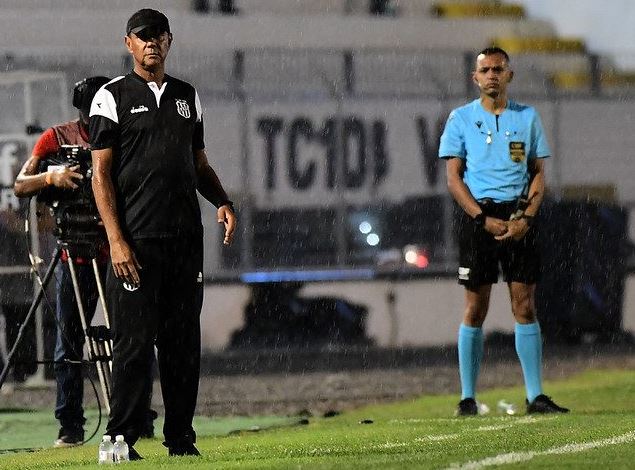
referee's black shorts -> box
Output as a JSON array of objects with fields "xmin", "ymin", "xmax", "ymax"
[{"xmin": 457, "ymin": 199, "xmax": 540, "ymax": 288}]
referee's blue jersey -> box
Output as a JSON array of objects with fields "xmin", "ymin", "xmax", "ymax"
[{"xmin": 438, "ymin": 99, "xmax": 551, "ymax": 202}]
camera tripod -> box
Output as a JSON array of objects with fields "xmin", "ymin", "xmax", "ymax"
[{"xmin": 0, "ymin": 241, "xmax": 113, "ymax": 413}]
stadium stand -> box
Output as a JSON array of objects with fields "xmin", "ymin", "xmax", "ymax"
[
  {"xmin": 1, "ymin": 1, "xmax": 633, "ymax": 349},
  {"xmin": 430, "ymin": 1, "xmax": 525, "ymax": 18},
  {"xmin": 0, "ymin": 0, "xmax": 191, "ymax": 11},
  {"xmin": 1, "ymin": 0, "xmax": 631, "ymax": 97},
  {"xmin": 236, "ymin": 0, "xmax": 349, "ymax": 15}
]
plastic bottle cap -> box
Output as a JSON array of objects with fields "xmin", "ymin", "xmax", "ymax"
[
  {"xmin": 115, "ymin": 435, "xmax": 125, "ymax": 442},
  {"xmin": 102, "ymin": 435, "xmax": 111, "ymax": 441}
]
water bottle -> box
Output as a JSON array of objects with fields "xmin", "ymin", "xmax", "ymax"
[
  {"xmin": 113, "ymin": 435, "xmax": 129, "ymax": 463},
  {"xmin": 497, "ymin": 399, "xmax": 517, "ymax": 416},
  {"xmin": 98, "ymin": 435, "xmax": 114, "ymax": 465},
  {"xmin": 476, "ymin": 401, "xmax": 490, "ymax": 415}
]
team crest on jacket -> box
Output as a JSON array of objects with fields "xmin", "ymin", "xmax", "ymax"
[{"xmin": 175, "ymin": 99, "xmax": 191, "ymax": 118}]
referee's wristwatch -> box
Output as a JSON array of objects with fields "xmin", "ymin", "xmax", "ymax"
[{"xmin": 473, "ymin": 212, "xmax": 486, "ymax": 228}]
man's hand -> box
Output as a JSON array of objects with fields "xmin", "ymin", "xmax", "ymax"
[
  {"xmin": 484, "ymin": 216, "xmax": 508, "ymax": 237},
  {"xmin": 218, "ymin": 204, "xmax": 236, "ymax": 245},
  {"xmin": 495, "ymin": 218, "xmax": 529, "ymax": 241},
  {"xmin": 109, "ymin": 239, "xmax": 142, "ymax": 287},
  {"xmin": 49, "ymin": 165, "xmax": 83, "ymax": 189}
]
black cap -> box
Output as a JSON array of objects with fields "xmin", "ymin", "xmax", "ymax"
[{"xmin": 126, "ymin": 8, "xmax": 170, "ymax": 36}]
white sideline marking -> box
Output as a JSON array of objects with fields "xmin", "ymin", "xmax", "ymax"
[
  {"xmin": 415, "ymin": 434, "xmax": 460, "ymax": 442},
  {"xmin": 387, "ymin": 415, "xmax": 553, "ymax": 447},
  {"xmin": 476, "ymin": 416, "xmax": 555, "ymax": 431},
  {"xmin": 373, "ymin": 442, "xmax": 409, "ymax": 449},
  {"xmin": 368, "ymin": 417, "xmax": 553, "ymax": 451},
  {"xmin": 445, "ymin": 430, "xmax": 635, "ymax": 469},
  {"xmin": 475, "ymin": 424, "xmax": 517, "ymax": 432}
]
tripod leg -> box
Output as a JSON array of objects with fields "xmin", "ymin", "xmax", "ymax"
[
  {"xmin": 93, "ymin": 345, "xmax": 111, "ymax": 414},
  {"xmin": 91, "ymin": 259, "xmax": 113, "ymax": 405},
  {"xmin": 0, "ymin": 245, "xmax": 62, "ymax": 391},
  {"xmin": 91, "ymin": 259, "xmax": 113, "ymax": 373},
  {"xmin": 66, "ymin": 258, "xmax": 90, "ymax": 334},
  {"xmin": 92, "ymin": 259, "xmax": 111, "ymax": 330},
  {"xmin": 67, "ymin": 257, "xmax": 111, "ymax": 411}
]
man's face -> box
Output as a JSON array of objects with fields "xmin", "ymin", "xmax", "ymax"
[
  {"xmin": 125, "ymin": 28, "xmax": 172, "ymax": 71},
  {"xmin": 472, "ymin": 53, "xmax": 513, "ymax": 98}
]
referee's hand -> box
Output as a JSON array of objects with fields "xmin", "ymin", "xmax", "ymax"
[
  {"xmin": 485, "ymin": 216, "xmax": 508, "ymax": 238},
  {"xmin": 495, "ymin": 219, "xmax": 529, "ymax": 241},
  {"xmin": 218, "ymin": 204, "xmax": 236, "ymax": 245}
]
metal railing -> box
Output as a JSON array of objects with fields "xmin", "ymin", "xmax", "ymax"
[{"xmin": 2, "ymin": 46, "xmax": 631, "ymax": 101}]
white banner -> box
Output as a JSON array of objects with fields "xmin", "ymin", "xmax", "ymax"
[
  {"xmin": 0, "ymin": 134, "xmax": 36, "ymax": 303},
  {"xmin": 0, "ymin": 135, "xmax": 30, "ymax": 212},
  {"xmin": 247, "ymin": 99, "xmax": 453, "ymax": 208}
]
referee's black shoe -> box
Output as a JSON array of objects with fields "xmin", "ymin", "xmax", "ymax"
[
  {"xmin": 526, "ymin": 395, "xmax": 570, "ymax": 414},
  {"xmin": 455, "ymin": 398, "xmax": 478, "ymax": 416}
]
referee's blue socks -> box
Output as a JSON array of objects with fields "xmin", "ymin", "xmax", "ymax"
[
  {"xmin": 458, "ymin": 323, "xmax": 483, "ymax": 400},
  {"xmin": 515, "ymin": 322, "xmax": 543, "ymax": 402}
]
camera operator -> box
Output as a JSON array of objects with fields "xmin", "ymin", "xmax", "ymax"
[{"xmin": 13, "ymin": 76, "xmax": 156, "ymax": 447}]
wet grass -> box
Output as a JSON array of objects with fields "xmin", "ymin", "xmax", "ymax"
[{"xmin": 1, "ymin": 368, "xmax": 634, "ymax": 469}]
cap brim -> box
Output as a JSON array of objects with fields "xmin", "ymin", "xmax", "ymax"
[
  {"xmin": 129, "ymin": 24, "xmax": 169, "ymax": 35},
  {"xmin": 129, "ymin": 24, "xmax": 154, "ymax": 35}
]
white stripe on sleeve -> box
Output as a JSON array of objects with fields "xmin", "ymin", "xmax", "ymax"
[
  {"xmin": 194, "ymin": 89, "xmax": 202, "ymax": 122},
  {"xmin": 90, "ymin": 86, "xmax": 119, "ymax": 124}
]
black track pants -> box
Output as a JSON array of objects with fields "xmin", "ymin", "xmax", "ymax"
[{"xmin": 105, "ymin": 237, "xmax": 203, "ymax": 447}]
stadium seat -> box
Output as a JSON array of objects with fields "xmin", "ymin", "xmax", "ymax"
[
  {"xmin": 490, "ymin": 37, "xmax": 586, "ymax": 55},
  {"xmin": 431, "ymin": 1, "xmax": 525, "ymax": 19},
  {"xmin": 551, "ymin": 70, "xmax": 635, "ymax": 96}
]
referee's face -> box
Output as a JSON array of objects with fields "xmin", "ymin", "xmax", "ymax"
[
  {"xmin": 125, "ymin": 30, "xmax": 172, "ymax": 71},
  {"xmin": 472, "ymin": 53, "xmax": 513, "ymax": 99}
]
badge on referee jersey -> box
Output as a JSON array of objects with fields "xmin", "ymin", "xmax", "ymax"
[{"xmin": 509, "ymin": 141, "xmax": 526, "ymax": 163}]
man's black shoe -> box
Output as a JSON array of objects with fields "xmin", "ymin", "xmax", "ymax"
[
  {"xmin": 53, "ymin": 427, "xmax": 84, "ymax": 448},
  {"xmin": 128, "ymin": 446, "xmax": 144, "ymax": 460},
  {"xmin": 526, "ymin": 395, "xmax": 570, "ymax": 414},
  {"xmin": 455, "ymin": 398, "xmax": 478, "ymax": 416},
  {"xmin": 168, "ymin": 443, "xmax": 201, "ymax": 457}
]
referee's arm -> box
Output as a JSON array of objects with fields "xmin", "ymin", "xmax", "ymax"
[
  {"xmin": 92, "ymin": 147, "xmax": 141, "ymax": 286},
  {"xmin": 446, "ymin": 157, "xmax": 482, "ymax": 219},
  {"xmin": 193, "ymin": 148, "xmax": 237, "ymax": 245},
  {"xmin": 445, "ymin": 157, "xmax": 507, "ymax": 237},
  {"xmin": 521, "ymin": 158, "xmax": 545, "ymax": 218}
]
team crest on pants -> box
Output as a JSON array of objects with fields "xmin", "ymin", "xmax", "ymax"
[
  {"xmin": 175, "ymin": 99, "xmax": 191, "ymax": 118},
  {"xmin": 123, "ymin": 282, "xmax": 139, "ymax": 292}
]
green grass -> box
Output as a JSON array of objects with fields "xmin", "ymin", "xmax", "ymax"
[{"xmin": 1, "ymin": 368, "xmax": 634, "ymax": 469}]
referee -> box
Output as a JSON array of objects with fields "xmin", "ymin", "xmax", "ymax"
[
  {"xmin": 439, "ymin": 47, "xmax": 568, "ymax": 416},
  {"xmin": 90, "ymin": 9, "xmax": 236, "ymax": 458}
]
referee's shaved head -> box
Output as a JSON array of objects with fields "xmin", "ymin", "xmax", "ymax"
[{"xmin": 476, "ymin": 47, "xmax": 510, "ymax": 65}]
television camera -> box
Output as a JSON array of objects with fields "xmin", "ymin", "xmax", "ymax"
[{"xmin": 37, "ymin": 144, "xmax": 104, "ymax": 245}]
